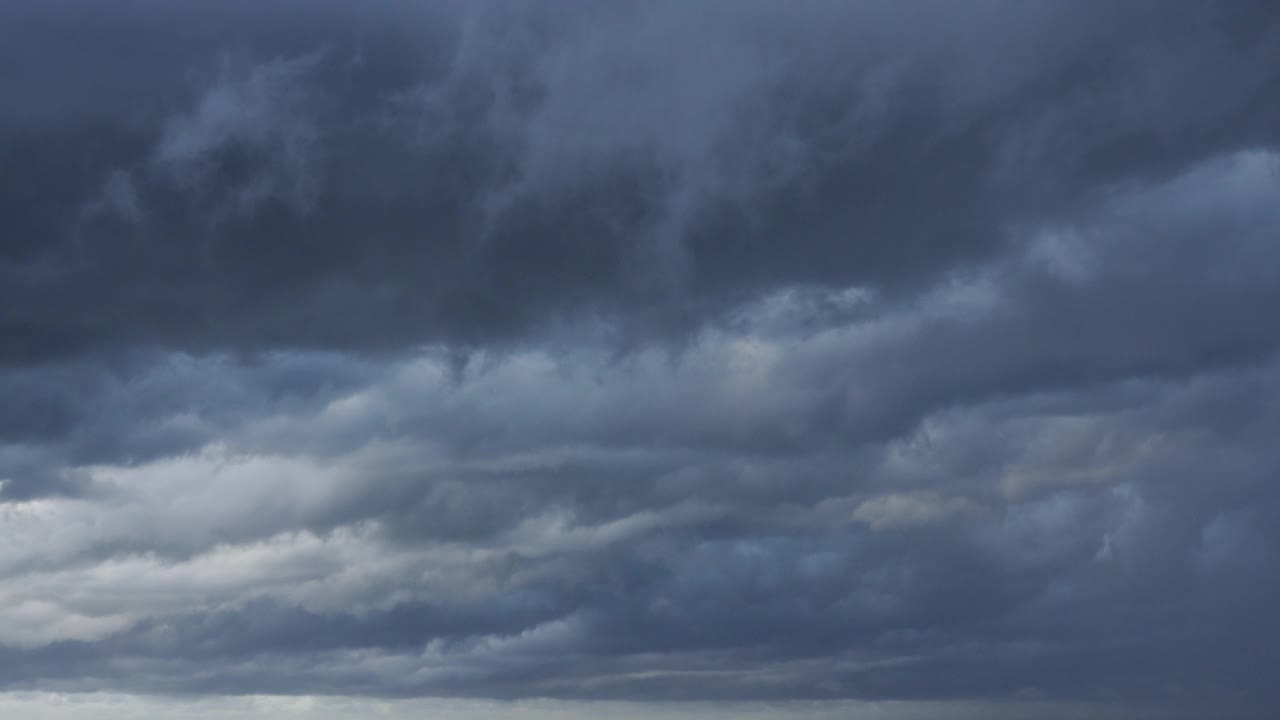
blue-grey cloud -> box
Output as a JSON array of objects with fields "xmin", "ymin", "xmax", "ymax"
[{"xmin": 1, "ymin": 2, "xmax": 1278, "ymax": 718}]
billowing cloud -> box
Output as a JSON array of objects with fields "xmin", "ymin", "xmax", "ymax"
[{"xmin": 1, "ymin": 1, "xmax": 1278, "ymax": 718}]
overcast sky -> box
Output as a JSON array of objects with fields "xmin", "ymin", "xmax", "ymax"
[{"xmin": 2, "ymin": 1, "xmax": 1279, "ymax": 718}]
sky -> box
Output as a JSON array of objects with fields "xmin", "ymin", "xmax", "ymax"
[{"xmin": 1, "ymin": 1, "xmax": 1279, "ymax": 718}]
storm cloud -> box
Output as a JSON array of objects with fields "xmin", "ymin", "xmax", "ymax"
[{"xmin": 2, "ymin": 1, "xmax": 1279, "ymax": 718}]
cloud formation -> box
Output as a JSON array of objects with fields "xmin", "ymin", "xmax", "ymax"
[{"xmin": 1, "ymin": 1, "xmax": 1279, "ymax": 718}]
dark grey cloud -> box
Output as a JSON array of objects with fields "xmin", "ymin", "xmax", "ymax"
[
  {"xmin": 5, "ymin": 0, "xmax": 1280, "ymax": 362},
  {"xmin": 2, "ymin": 1, "xmax": 1280, "ymax": 718}
]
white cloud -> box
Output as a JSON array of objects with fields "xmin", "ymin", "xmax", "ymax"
[{"xmin": 852, "ymin": 491, "xmax": 982, "ymax": 531}]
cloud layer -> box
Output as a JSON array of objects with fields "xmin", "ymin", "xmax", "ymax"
[{"xmin": 2, "ymin": 1, "xmax": 1279, "ymax": 717}]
